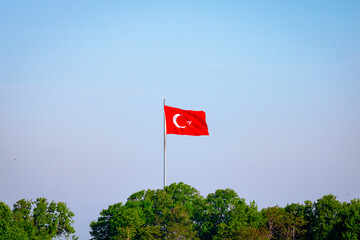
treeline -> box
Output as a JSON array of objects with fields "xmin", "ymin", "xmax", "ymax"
[
  {"xmin": 1, "ymin": 184, "xmax": 359, "ymax": 240},
  {"xmin": 90, "ymin": 182, "xmax": 360, "ymax": 240},
  {"xmin": 0, "ymin": 198, "xmax": 77, "ymax": 240}
]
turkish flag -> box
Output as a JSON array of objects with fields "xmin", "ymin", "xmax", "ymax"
[{"xmin": 164, "ymin": 105, "xmax": 209, "ymax": 136}]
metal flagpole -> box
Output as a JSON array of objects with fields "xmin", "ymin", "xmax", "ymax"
[{"xmin": 163, "ymin": 99, "xmax": 166, "ymax": 188}]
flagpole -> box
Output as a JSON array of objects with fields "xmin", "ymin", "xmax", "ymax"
[{"xmin": 163, "ymin": 99, "xmax": 166, "ymax": 188}]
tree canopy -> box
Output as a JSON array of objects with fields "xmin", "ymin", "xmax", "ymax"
[
  {"xmin": 0, "ymin": 198, "xmax": 77, "ymax": 240},
  {"xmin": 90, "ymin": 183, "xmax": 360, "ymax": 240}
]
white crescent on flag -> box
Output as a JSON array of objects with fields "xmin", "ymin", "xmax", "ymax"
[{"xmin": 173, "ymin": 114, "xmax": 186, "ymax": 128}]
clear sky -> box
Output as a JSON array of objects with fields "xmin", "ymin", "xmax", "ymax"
[{"xmin": 1, "ymin": 1, "xmax": 360, "ymax": 239}]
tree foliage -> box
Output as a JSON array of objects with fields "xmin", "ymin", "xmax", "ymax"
[
  {"xmin": 90, "ymin": 183, "xmax": 200, "ymax": 240},
  {"xmin": 90, "ymin": 183, "xmax": 360, "ymax": 240},
  {"xmin": 262, "ymin": 206, "xmax": 307, "ymax": 240},
  {"xmin": 90, "ymin": 183, "xmax": 267, "ymax": 240},
  {"xmin": 0, "ymin": 198, "xmax": 77, "ymax": 240}
]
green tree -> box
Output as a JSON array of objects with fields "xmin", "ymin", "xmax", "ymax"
[
  {"xmin": 338, "ymin": 198, "xmax": 360, "ymax": 239},
  {"xmin": 164, "ymin": 182, "xmax": 204, "ymax": 239},
  {"xmin": 165, "ymin": 183, "xmax": 204, "ymax": 221},
  {"xmin": 89, "ymin": 202, "xmax": 140, "ymax": 240},
  {"xmin": 90, "ymin": 183, "xmax": 200, "ymax": 240},
  {"xmin": 201, "ymin": 189, "xmax": 266, "ymax": 240},
  {"xmin": 0, "ymin": 202, "xmax": 13, "ymax": 239},
  {"xmin": 285, "ymin": 201, "xmax": 314, "ymax": 239},
  {"xmin": 285, "ymin": 195, "xmax": 360, "ymax": 240},
  {"xmin": 312, "ymin": 194, "xmax": 344, "ymax": 240},
  {"xmin": 164, "ymin": 205, "xmax": 199, "ymax": 240},
  {"xmin": 262, "ymin": 206, "xmax": 307, "ymax": 240},
  {"xmin": 0, "ymin": 198, "xmax": 77, "ymax": 240},
  {"xmin": 200, "ymin": 189, "xmax": 239, "ymax": 238}
]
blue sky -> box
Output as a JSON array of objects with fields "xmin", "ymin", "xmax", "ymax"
[{"xmin": 1, "ymin": 1, "xmax": 360, "ymax": 238}]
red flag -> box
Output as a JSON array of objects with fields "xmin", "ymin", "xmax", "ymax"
[{"xmin": 164, "ymin": 105, "xmax": 209, "ymax": 136}]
